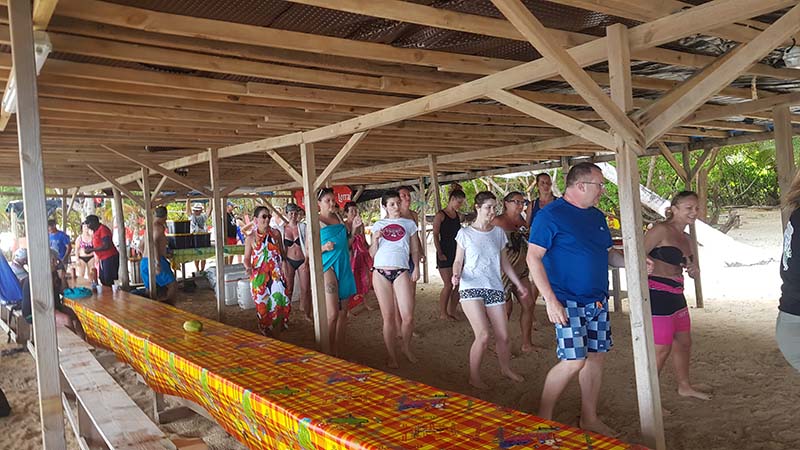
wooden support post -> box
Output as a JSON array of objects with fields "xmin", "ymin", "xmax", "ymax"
[
  {"xmin": 300, "ymin": 143, "xmax": 330, "ymax": 354},
  {"xmin": 209, "ymin": 149, "xmax": 226, "ymax": 322},
  {"xmin": 9, "ymin": 0, "xmax": 67, "ymax": 446},
  {"xmin": 775, "ymin": 105, "xmax": 797, "ymax": 228},
  {"xmin": 352, "ymin": 186, "xmax": 365, "ymax": 202},
  {"xmin": 683, "ymin": 149, "xmax": 704, "ymax": 309},
  {"xmin": 428, "ymin": 155, "xmax": 441, "ymax": 210},
  {"xmin": 607, "ymin": 23, "xmax": 665, "ymax": 450},
  {"xmin": 141, "ymin": 169, "xmax": 158, "ymax": 299},
  {"xmin": 419, "ymin": 177, "xmax": 429, "ymax": 284},
  {"xmin": 61, "ymin": 194, "xmax": 68, "ymax": 232},
  {"xmin": 112, "ymin": 189, "xmax": 130, "ymax": 289}
]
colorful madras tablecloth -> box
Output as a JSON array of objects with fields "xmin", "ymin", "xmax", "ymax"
[
  {"xmin": 65, "ymin": 291, "xmax": 644, "ymax": 450},
  {"xmin": 169, "ymin": 245, "xmax": 245, "ymax": 265}
]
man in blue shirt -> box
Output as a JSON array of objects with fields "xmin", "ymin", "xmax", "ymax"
[
  {"xmin": 48, "ymin": 219, "xmax": 72, "ymax": 265},
  {"xmin": 527, "ymin": 162, "xmax": 624, "ymax": 437}
]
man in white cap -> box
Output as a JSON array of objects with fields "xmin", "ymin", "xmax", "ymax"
[{"xmin": 185, "ymin": 199, "xmax": 209, "ymax": 272}]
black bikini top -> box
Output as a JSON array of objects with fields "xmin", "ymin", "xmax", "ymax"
[
  {"xmin": 284, "ymin": 237, "xmax": 300, "ymax": 248},
  {"xmin": 649, "ymin": 246, "xmax": 687, "ymax": 267}
]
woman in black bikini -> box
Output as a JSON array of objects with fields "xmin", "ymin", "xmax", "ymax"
[
  {"xmin": 644, "ymin": 191, "xmax": 710, "ymax": 401},
  {"xmin": 370, "ymin": 190, "xmax": 421, "ymax": 368},
  {"xmin": 433, "ymin": 189, "xmax": 465, "ymax": 320},
  {"xmin": 281, "ymin": 204, "xmax": 309, "ymax": 320},
  {"xmin": 75, "ymin": 223, "xmax": 96, "ymax": 281}
]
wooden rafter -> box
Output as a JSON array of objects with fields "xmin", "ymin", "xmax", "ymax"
[
  {"xmin": 86, "ymin": 164, "xmax": 144, "ymax": 208},
  {"xmin": 657, "ymin": 141, "xmax": 689, "ymax": 181},
  {"xmin": 314, "ymin": 131, "xmax": 369, "ymax": 191},
  {"xmin": 266, "ymin": 149, "xmax": 303, "ymax": 184},
  {"xmin": 488, "ymin": 90, "xmax": 615, "ymax": 151},
  {"xmin": 642, "ymin": 3, "xmax": 800, "ymax": 144},
  {"xmin": 491, "ymin": 0, "xmax": 642, "ymax": 148},
  {"xmin": 101, "ymin": 144, "xmax": 213, "ymax": 197}
]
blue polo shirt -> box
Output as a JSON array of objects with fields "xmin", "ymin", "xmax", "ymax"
[
  {"xmin": 528, "ymin": 198, "xmax": 612, "ymax": 305},
  {"xmin": 49, "ymin": 230, "xmax": 71, "ymax": 260}
]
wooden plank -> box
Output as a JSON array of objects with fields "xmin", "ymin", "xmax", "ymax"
[
  {"xmin": 151, "ymin": 175, "xmax": 168, "ymax": 199},
  {"xmin": 112, "ymin": 188, "xmax": 130, "ymax": 289},
  {"xmin": 683, "ymin": 91, "xmax": 800, "ymax": 124},
  {"xmin": 142, "ymin": 168, "xmax": 158, "ymax": 299},
  {"xmin": 488, "ymin": 90, "xmax": 616, "ymax": 150},
  {"xmin": 209, "ymin": 149, "xmax": 226, "ymax": 322},
  {"xmin": 32, "ymin": 0, "xmax": 58, "ymax": 30},
  {"xmin": 657, "ymin": 141, "xmax": 689, "ymax": 181},
  {"xmin": 418, "ymin": 176, "xmax": 429, "ymax": 284},
  {"xmin": 643, "ymin": 3, "xmax": 800, "ymax": 144},
  {"xmin": 607, "ymin": 23, "xmax": 666, "ymax": 450},
  {"xmin": 266, "ymin": 149, "xmax": 303, "ymax": 184},
  {"xmin": 682, "ymin": 149, "xmax": 705, "ymax": 308},
  {"xmin": 101, "ymin": 144, "xmax": 213, "ymax": 197},
  {"xmin": 58, "ymin": 330, "xmax": 176, "ymax": 449},
  {"xmin": 427, "ymin": 155, "xmax": 441, "ymax": 212},
  {"xmin": 55, "ymin": 0, "xmax": 519, "ymax": 76},
  {"xmin": 491, "ymin": 0, "xmax": 643, "ymax": 149},
  {"xmin": 86, "ymin": 164, "xmax": 144, "ymax": 208},
  {"xmin": 259, "ymin": 197, "xmax": 288, "ymax": 225},
  {"xmin": 314, "ymin": 131, "xmax": 368, "ymax": 190},
  {"xmin": 300, "ymin": 143, "xmax": 330, "ymax": 354},
  {"xmin": 9, "ymin": 0, "xmax": 66, "ymax": 445},
  {"xmin": 775, "ymin": 105, "xmax": 797, "ymax": 227}
]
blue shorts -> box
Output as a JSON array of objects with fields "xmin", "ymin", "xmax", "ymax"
[
  {"xmin": 554, "ymin": 299, "xmax": 612, "ymax": 360},
  {"xmin": 141, "ymin": 256, "xmax": 176, "ymax": 288}
]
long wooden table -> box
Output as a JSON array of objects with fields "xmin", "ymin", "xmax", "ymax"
[{"xmin": 65, "ymin": 290, "xmax": 643, "ymax": 450}]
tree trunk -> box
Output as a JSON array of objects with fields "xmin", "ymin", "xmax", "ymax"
[{"xmin": 646, "ymin": 156, "xmax": 657, "ymax": 189}]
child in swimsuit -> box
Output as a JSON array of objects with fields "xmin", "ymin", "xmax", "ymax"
[
  {"xmin": 644, "ymin": 190, "xmax": 710, "ymax": 401},
  {"xmin": 370, "ymin": 190, "xmax": 421, "ymax": 368}
]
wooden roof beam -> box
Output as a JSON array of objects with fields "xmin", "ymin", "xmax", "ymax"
[
  {"xmin": 77, "ymin": 0, "xmax": 791, "ymax": 191},
  {"xmin": 643, "ymin": 3, "xmax": 800, "ymax": 144},
  {"xmin": 0, "ymin": 0, "xmax": 58, "ymax": 131},
  {"xmin": 314, "ymin": 131, "xmax": 368, "ymax": 191},
  {"xmin": 86, "ymin": 164, "xmax": 144, "ymax": 208},
  {"xmin": 101, "ymin": 144, "xmax": 213, "ymax": 197},
  {"xmin": 266, "ymin": 149, "xmax": 303, "ymax": 185},
  {"xmin": 488, "ymin": 90, "xmax": 616, "ymax": 150}
]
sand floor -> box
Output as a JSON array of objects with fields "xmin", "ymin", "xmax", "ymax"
[{"xmin": 2, "ymin": 208, "xmax": 798, "ymax": 449}]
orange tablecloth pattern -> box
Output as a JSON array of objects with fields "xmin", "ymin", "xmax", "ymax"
[{"xmin": 65, "ymin": 291, "xmax": 642, "ymax": 450}]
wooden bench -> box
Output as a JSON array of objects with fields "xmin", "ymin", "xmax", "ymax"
[{"xmin": 57, "ymin": 328, "xmax": 178, "ymax": 450}]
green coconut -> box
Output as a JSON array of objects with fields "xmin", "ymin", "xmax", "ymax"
[{"xmin": 183, "ymin": 320, "xmax": 203, "ymax": 332}]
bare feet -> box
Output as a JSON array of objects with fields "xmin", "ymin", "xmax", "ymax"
[
  {"xmin": 469, "ymin": 378, "xmax": 490, "ymax": 390},
  {"xmin": 402, "ymin": 347, "xmax": 418, "ymax": 363},
  {"xmin": 678, "ymin": 385, "xmax": 712, "ymax": 400},
  {"xmin": 579, "ymin": 418, "xmax": 618, "ymax": 437},
  {"xmin": 501, "ymin": 369, "xmax": 524, "ymax": 383},
  {"xmin": 438, "ymin": 313, "xmax": 458, "ymax": 322},
  {"xmin": 387, "ymin": 358, "xmax": 399, "ymax": 369}
]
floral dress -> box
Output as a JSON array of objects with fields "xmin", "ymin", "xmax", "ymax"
[{"xmin": 250, "ymin": 229, "xmax": 290, "ymax": 333}]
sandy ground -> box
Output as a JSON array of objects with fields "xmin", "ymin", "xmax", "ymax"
[{"xmin": 2, "ymin": 208, "xmax": 798, "ymax": 449}]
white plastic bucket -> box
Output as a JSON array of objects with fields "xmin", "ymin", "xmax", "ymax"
[{"xmin": 237, "ymin": 279, "xmax": 255, "ymax": 310}]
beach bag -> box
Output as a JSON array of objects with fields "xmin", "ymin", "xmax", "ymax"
[{"xmin": 0, "ymin": 257, "xmax": 22, "ymax": 305}]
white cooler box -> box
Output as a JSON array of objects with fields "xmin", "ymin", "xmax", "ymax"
[{"xmin": 223, "ymin": 270, "xmax": 248, "ymax": 306}]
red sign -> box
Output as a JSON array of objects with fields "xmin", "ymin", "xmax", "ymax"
[{"xmin": 294, "ymin": 186, "xmax": 352, "ymax": 210}]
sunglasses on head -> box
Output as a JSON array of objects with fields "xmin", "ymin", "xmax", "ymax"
[{"xmin": 317, "ymin": 188, "xmax": 334, "ymax": 200}]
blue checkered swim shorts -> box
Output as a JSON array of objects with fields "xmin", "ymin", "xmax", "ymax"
[{"xmin": 555, "ymin": 299, "xmax": 613, "ymax": 360}]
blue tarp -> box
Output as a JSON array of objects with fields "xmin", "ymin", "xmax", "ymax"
[{"xmin": 0, "ymin": 256, "xmax": 22, "ymax": 305}]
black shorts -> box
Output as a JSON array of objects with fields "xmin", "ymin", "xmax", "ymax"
[
  {"xmin": 98, "ymin": 254, "xmax": 120, "ymax": 286},
  {"xmin": 436, "ymin": 246, "xmax": 456, "ymax": 269}
]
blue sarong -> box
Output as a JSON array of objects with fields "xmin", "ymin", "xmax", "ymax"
[{"xmin": 320, "ymin": 223, "xmax": 356, "ymax": 301}]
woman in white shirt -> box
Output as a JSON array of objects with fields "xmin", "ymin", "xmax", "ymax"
[
  {"xmin": 370, "ymin": 190, "xmax": 421, "ymax": 368},
  {"xmin": 452, "ymin": 191, "xmax": 528, "ymax": 389}
]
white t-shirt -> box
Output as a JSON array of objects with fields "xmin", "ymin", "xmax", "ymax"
[
  {"xmin": 455, "ymin": 226, "xmax": 508, "ymax": 291},
  {"xmin": 371, "ymin": 218, "xmax": 418, "ymax": 269}
]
